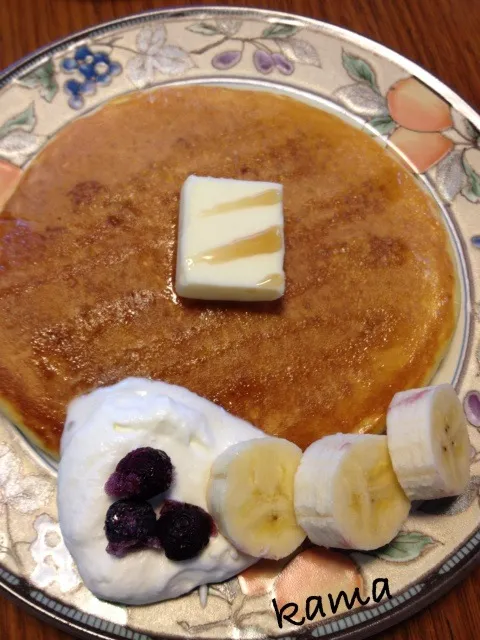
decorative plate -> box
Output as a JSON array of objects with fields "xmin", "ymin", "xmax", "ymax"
[{"xmin": 0, "ymin": 6, "xmax": 479, "ymax": 640}]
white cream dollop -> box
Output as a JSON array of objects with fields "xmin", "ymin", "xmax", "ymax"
[{"xmin": 57, "ymin": 377, "xmax": 265, "ymax": 605}]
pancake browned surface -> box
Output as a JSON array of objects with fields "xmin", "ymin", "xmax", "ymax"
[{"xmin": 0, "ymin": 86, "xmax": 457, "ymax": 456}]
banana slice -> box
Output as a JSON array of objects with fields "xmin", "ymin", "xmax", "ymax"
[
  {"xmin": 387, "ymin": 384, "xmax": 470, "ymax": 500},
  {"xmin": 207, "ymin": 437, "xmax": 306, "ymax": 560},
  {"xmin": 294, "ymin": 434, "xmax": 410, "ymax": 551}
]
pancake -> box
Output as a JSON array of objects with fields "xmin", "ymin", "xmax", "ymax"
[{"xmin": 0, "ymin": 86, "xmax": 457, "ymax": 457}]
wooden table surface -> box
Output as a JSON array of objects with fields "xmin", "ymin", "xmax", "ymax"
[{"xmin": 0, "ymin": 0, "xmax": 479, "ymax": 638}]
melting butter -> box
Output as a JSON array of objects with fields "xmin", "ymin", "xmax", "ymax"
[
  {"xmin": 202, "ymin": 189, "xmax": 281, "ymax": 216},
  {"xmin": 256, "ymin": 273, "xmax": 284, "ymax": 289},
  {"xmin": 176, "ymin": 176, "xmax": 285, "ymax": 301},
  {"xmin": 193, "ymin": 225, "xmax": 283, "ymax": 265}
]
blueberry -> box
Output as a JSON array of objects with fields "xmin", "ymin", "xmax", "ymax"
[
  {"xmin": 105, "ymin": 447, "xmax": 173, "ymax": 500},
  {"xmin": 104, "ymin": 499, "xmax": 158, "ymax": 557},
  {"xmin": 156, "ymin": 501, "xmax": 214, "ymax": 561}
]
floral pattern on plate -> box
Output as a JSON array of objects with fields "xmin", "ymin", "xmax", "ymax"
[
  {"xmin": 333, "ymin": 51, "xmax": 480, "ymax": 201},
  {"xmin": 0, "ymin": 102, "xmax": 43, "ymax": 166},
  {"xmin": 61, "ymin": 45, "xmax": 122, "ymax": 109},
  {"xmin": 186, "ymin": 18, "xmax": 320, "ymax": 74}
]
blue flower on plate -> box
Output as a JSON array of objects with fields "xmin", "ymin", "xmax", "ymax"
[{"xmin": 61, "ymin": 45, "xmax": 122, "ymax": 109}]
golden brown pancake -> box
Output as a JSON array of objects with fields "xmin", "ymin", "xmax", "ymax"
[{"xmin": 0, "ymin": 86, "xmax": 457, "ymax": 457}]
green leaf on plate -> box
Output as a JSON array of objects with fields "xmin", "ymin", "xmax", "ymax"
[
  {"xmin": 464, "ymin": 118, "xmax": 480, "ymax": 142},
  {"xmin": 462, "ymin": 187, "xmax": 480, "ymax": 204},
  {"xmin": 369, "ymin": 114, "xmax": 396, "ymax": 135},
  {"xmin": 0, "ymin": 102, "xmax": 36, "ymax": 139},
  {"xmin": 342, "ymin": 50, "xmax": 379, "ymax": 92},
  {"xmin": 461, "ymin": 154, "xmax": 480, "ymax": 203},
  {"xmin": 18, "ymin": 59, "xmax": 58, "ymax": 102},
  {"xmin": 373, "ymin": 532, "xmax": 437, "ymax": 562},
  {"xmin": 261, "ymin": 23, "xmax": 298, "ymax": 39},
  {"xmin": 186, "ymin": 22, "xmax": 220, "ymax": 36}
]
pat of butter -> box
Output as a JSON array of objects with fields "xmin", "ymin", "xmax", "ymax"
[{"xmin": 175, "ymin": 176, "xmax": 285, "ymax": 301}]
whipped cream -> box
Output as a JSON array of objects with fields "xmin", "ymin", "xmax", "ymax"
[{"xmin": 57, "ymin": 378, "xmax": 265, "ymax": 605}]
